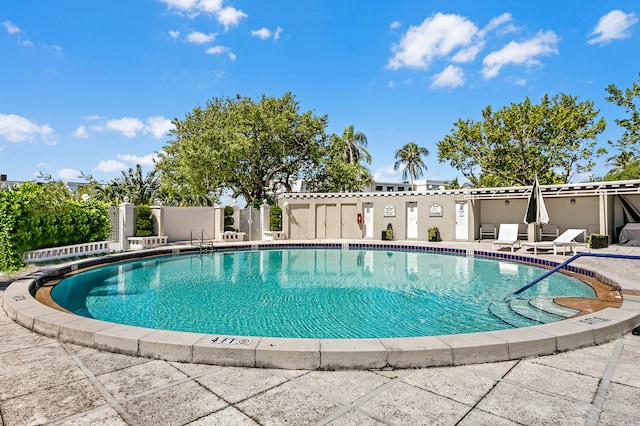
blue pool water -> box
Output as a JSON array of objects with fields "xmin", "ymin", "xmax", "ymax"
[{"xmin": 50, "ymin": 249, "xmax": 596, "ymax": 338}]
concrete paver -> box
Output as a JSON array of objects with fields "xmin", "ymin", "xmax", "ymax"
[{"xmin": 1, "ymin": 244, "xmax": 640, "ymax": 425}]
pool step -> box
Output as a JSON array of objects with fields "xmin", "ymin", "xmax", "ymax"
[
  {"xmin": 529, "ymin": 297, "xmax": 580, "ymax": 318},
  {"xmin": 488, "ymin": 300, "xmax": 541, "ymax": 328},
  {"xmin": 508, "ymin": 298, "xmax": 565, "ymax": 324},
  {"xmin": 489, "ymin": 296, "xmax": 576, "ymax": 328}
]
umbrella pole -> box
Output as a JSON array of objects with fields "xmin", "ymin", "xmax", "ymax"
[{"xmin": 527, "ymin": 222, "xmax": 537, "ymax": 242}]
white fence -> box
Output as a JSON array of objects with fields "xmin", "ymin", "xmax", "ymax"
[{"xmin": 23, "ymin": 241, "xmax": 112, "ymax": 263}]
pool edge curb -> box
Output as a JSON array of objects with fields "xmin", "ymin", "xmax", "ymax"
[{"xmin": 4, "ymin": 242, "xmax": 640, "ymax": 370}]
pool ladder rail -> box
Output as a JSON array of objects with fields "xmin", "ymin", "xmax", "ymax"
[{"xmin": 190, "ymin": 229, "xmax": 215, "ymax": 254}]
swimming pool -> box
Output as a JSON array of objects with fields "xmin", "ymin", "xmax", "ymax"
[{"xmin": 50, "ymin": 248, "xmax": 595, "ymax": 338}]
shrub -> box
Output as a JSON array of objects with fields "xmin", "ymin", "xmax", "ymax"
[
  {"xmin": 0, "ymin": 182, "xmax": 111, "ymax": 271},
  {"xmin": 270, "ymin": 205, "xmax": 282, "ymax": 231},
  {"xmin": 135, "ymin": 205, "xmax": 154, "ymax": 237},
  {"xmin": 224, "ymin": 205, "xmax": 236, "ymax": 231}
]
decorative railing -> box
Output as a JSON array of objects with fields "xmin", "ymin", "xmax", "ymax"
[
  {"xmin": 127, "ymin": 236, "xmax": 168, "ymax": 250},
  {"xmin": 262, "ymin": 231, "xmax": 286, "ymax": 241},
  {"xmin": 23, "ymin": 241, "xmax": 112, "ymax": 263}
]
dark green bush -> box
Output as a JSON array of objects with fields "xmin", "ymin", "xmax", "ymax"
[
  {"xmin": 270, "ymin": 205, "xmax": 282, "ymax": 231},
  {"xmin": 224, "ymin": 205, "xmax": 236, "ymax": 231},
  {"xmin": 135, "ymin": 205, "xmax": 154, "ymax": 237}
]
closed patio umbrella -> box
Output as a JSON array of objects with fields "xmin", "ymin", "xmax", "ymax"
[{"xmin": 524, "ymin": 176, "xmax": 549, "ymax": 239}]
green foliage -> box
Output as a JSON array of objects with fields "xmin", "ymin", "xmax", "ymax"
[
  {"xmin": 0, "ymin": 182, "xmax": 110, "ymax": 271},
  {"xmin": 270, "ymin": 205, "xmax": 282, "ymax": 231},
  {"xmin": 156, "ymin": 92, "xmax": 328, "ymax": 203},
  {"xmin": 437, "ymin": 94, "xmax": 606, "ymax": 187},
  {"xmin": 428, "ymin": 227, "xmax": 441, "ymax": 242},
  {"xmin": 394, "ymin": 142, "xmax": 429, "ymax": 190},
  {"xmin": 310, "ymin": 125, "xmax": 372, "ymax": 192},
  {"xmin": 135, "ymin": 205, "xmax": 154, "ymax": 237},
  {"xmin": 602, "ymin": 160, "xmax": 640, "ymax": 181},
  {"xmin": 223, "ymin": 205, "xmax": 236, "ymax": 232}
]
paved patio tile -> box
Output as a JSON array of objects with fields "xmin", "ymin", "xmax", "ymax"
[
  {"xmin": 187, "ymin": 406, "xmax": 259, "ymax": 425},
  {"xmin": 403, "ymin": 366, "xmax": 498, "ymax": 406},
  {"xmin": 458, "ymin": 360, "xmax": 517, "ymax": 380},
  {"xmin": 0, "ymin": 323, "xmax": 55, "ymax": 352},
  {"xmin": 358, "ymin": 381, "xmax": 470, "ymax": 425},
  {"xmin": 504, "ymin": 360, "xmax": 600, "ymax": 403},
  {"xmin": 531, "ymin": 343, "xmax": 614, "ymax": 378},
  {"xmin": 325, "ymin": 409, "xmax": 387, "ymax": 425},
  {"xmin": 121, "ymin": 380, "xmax": 227, "ymax": 426},
  {"xmin": 602, "ymin": 382, "xmax": 640, "ymax": 420},
  {"xmin": 597, "ymin": 410, "xmax": 640, "ymax": 426},
  {"xmin": 0, "ymin": 356, "xmax": 86, "ymax": 401},
  {"xmin": 236, "ymin": 380, "xmax": 342, "ymax": 426},
  {"xmin": 96, "ymin": 359, "xmax": 188, "ymax": 402},
  {"xmin": 52, "ymin": 406, "xmax": 127, "ymax": 425},
  {"xmin": 78, "ymin": 349, "xmax": 149, "ymax": 376},
  {"xmin": 476, "ymin": 381, "xmax": 590, "ymax": 425},
  {"xmin": 0, "ymin": 379, "xmax": 105, "ymax": 426},
  {"xmin": 457, "ymin": 408, "xmax": 520, "ymax": 425},
  {"xmin": 295, "ymin": 370, "xmax": 391, "ymax": 403},
  {"xmin": 195, "ymin": 366, "xmax": 290, "ymax": 404},
  {"xmin": 0, "ymin": 342, "xmax": 69, "ymax": 374}
]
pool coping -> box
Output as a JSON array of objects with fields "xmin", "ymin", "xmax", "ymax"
[{"xmin": 4, "ymin": 241, "xmax": 640, "ymax": 370}]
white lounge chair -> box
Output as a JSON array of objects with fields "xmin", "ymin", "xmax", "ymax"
[
  {"xmin": 522, "ymin": 229, "xmax": 588, "ymax": 255},
  {"xmin": 479, "ymin": 223, "xmax": 497, "ymax": 239},
  {"xmin": 493, "ymin": 224, "xmax": 521, "ymax": 252}
]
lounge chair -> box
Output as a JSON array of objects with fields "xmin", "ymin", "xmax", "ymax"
[
  {"xmin": 493, "ymin": 224, "xmax": 521, "ymax": 252},
  {"xmin": 521, "ymin": 229, "xmax": 588, "ymax": 255},
  {"xmin": 479, "ymin": 223, "xmax": 497, "ymax": 239},
  {"xmin": 540, "ymin": 223, "xmax": 559, "ymax": 240},
  {"xmin": 517, "ymin": 223, "xmax": 528, "ymax": 240}
]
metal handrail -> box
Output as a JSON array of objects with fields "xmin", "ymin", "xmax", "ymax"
[{"xmin": 512, "ymin": 252, "xmax": 640, "ymax": 296}]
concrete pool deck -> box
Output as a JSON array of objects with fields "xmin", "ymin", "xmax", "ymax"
[{"xmin": 1, "ymin": 241, "xmax": 640, "ymax": 424}]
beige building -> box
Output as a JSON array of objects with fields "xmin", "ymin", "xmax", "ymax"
[{"xmin": 278, "ymin": 180, "xmax": 640, "ymax": 243}]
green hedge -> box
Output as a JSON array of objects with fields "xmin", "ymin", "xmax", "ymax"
[
  {"xmin": 135, "ymin": 205, "xmax": 154, "ymax": 237},
  {"xmin": 270, "ymin": 205, "xmax": 282, "ymax": 231},
  {"xmin": 0, "ymin": 182, "xmax": 111, "ymax": 271}
]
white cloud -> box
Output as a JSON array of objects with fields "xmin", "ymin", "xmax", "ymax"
[
  {"xmin": 482, "ymin": 30, "xmax": 559, "ymax": 79},
  {"xmin": 94, "ymin": 160, "xmax": 126, "ymax": 173},
  {"xmin": 390, "ymin": 21, "xmax": 401, "ymax": 30},
  {"xmin": 117, "ymin": 153, "xmax": 157, "ymax": 166},
  {"xmin": 2, "ymin": 20, "xmax": 21, "ymax": 34},
  {"xmin": 169, "ymin": 30, "xmax": 181, "ymax": 38},
  {"xmin": 160, "ymin": 1, "xmax": 246, "ymax": 29},
  {"xmin": 451, "ymin": 43, "xmax": 484, "ymax": 63},
  {"xmin": 85, "ymin": 115, "xmax": 105, "ymax": 121},
  {"xmin": 74, "ymin": 125, "xmax": 89, "ymax": 138},
  {"xmin": 0, "ymin": 113, "xmax": 55, "ymax": 144},
  {"xmin": 478, "ymin": 13, "xmax": 514, "ymax": 37},
  {"xmin": 588, "ymin": 10, "xmax": 638, "ymax": 45},
  {"xmin": 251, "ymin": 26, "xmax": 282, "ymax": 41},
  {"xmin": 430, "ymin": 65, "xmax": 465, "ymax": 89},
  {"xmin": 106, "ymin": 117, "xmax": 144, "ymax": 137},
  {"xmin": 217, "ymin": 6, "xmax": 247, "ymax": 30},
  {"xmin": 144, "ymin": 116, "xmax": 175, "ymax": 138},
  {"xmin": 388, "ymin": 13, "xmax": 478, "ymax": 70},
  {"xmin": 206, "ymin": 45, "xmax": 235, "ymax": 60},
  {"xmin": 57, "ymin": 168, "xmax": 82, "ymax": 179},
  {"xmin": 186, "ymin": 31, "xmax": 216, "ymax": 44},
  {"xmin": 373, "ymin": 165, "xmax": 401, "ymax": 183}
]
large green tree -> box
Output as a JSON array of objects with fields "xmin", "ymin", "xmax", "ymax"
[
  {"xmin": 156, "ymin": 93, "xmax": 328, "ymax": 203},
  {"xmin": 437, "ymin": 94, "xmax": 606, "ymax": 187},
  {"xmin": 603, "ymin": 73, "xmax": 640, "ymax": 176},
  {"xmin": 393, "ymin": 142, "xmax": 429, "ymax": 190}
]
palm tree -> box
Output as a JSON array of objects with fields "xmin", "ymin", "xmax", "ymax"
[
  {"xmin": 393, "ymin": 142, "xmax": 430, "ymax": 191},
  {"xmin": 112, "ymin": 164, "xmax": 159, "ymax": 205},
  {"xmin": 337, "ymin": 125, "xmax": 371, "ymax": 165},
  {"xmin": 606, "ymin": 151, "xmax": 635, "ymax": 174}
]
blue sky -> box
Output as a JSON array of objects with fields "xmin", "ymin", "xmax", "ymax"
[{"xmin": 1, "ymin": 0, "xmax": 639, "ymax": 185}]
